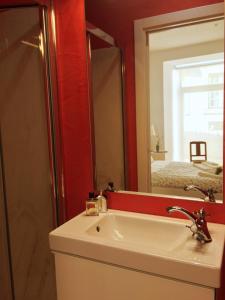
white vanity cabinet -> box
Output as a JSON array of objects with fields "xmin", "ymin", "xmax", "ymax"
[
  {"xmin": 49, "ymin": 210, "xmax": 225, "ymax": 300},
  {"xmin": 54, "ymin": 252, "xmax": 215, "ymax": 300}
]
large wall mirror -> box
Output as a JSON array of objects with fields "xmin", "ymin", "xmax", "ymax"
[{"xmin": 85, "ymin": 1, "xmax": 224, "ymax": 203}]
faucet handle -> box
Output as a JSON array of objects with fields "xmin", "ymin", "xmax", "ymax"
[{"xmin": 186, "ymin": 223, "xmax": 197, "ymax": 234}]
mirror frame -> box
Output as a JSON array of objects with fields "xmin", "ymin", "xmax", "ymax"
[{"xmin": 134, "ymin": 2, "xmax": 224, "ymax": 202}]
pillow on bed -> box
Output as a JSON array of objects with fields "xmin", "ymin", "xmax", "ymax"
[
  {"xmin": 215, "ymin": 166, "xmax": 223, "ymax": 175},
  {"xmin": 193, "ymin": 163, "xmax": 216, "ymax": 174},
  {"xmin": 199, "ymin": 171, "xmax": 222, "ymax": 179}
]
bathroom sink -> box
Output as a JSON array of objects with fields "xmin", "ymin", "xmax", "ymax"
[
  {"xmin": 86, "ymin": 213, "xmax": 188, "ymax": 252},
  {"xmin": 49, "ymin": 209, "xmax": 225, "ymax": 288}
]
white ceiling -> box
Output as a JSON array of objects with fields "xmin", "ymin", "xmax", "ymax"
[{"xmin": 149, "ymin": 19, "xmax": 224, "ymax": 51}]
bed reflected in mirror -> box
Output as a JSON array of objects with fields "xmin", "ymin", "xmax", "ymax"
[{"xmin": 149, "ymin": 18, "xmax": 224, "ymax": 201}]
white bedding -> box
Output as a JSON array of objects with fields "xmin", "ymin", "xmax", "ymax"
[{"xmin": 151, "ymin": 161, "xmax": 223, "ymax": 193}]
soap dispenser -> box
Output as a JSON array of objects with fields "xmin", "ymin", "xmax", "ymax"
[
  {"xmin": 97, "ymin": 190, "xmax": 107, "ymax": 213},
  {"xmin": 86, "ymin": 192, "xmax": 99, "ymax": 216}
]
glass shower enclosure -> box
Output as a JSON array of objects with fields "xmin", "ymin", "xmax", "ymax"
[{"xmin": 0, "ymin": 6, "xmax": 60, "ymax": 300}]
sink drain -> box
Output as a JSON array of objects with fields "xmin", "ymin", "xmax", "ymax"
[{"xmin": 96, "ymin": 225, "xmax": 100, "ymax": 232}]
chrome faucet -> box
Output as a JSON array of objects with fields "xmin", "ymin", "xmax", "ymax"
[
  {"xmin": 166, "ymin": 206, "xmax": 212, "ymax": 243},
  {"xmin": 184, "ymin": 185, "xmax": 216, "ymax": 202}
]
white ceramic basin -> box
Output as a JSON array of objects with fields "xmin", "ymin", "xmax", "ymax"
[
  {"xmin": 86, "ymin": 213, "xmax": 188, "ymax": 252},
  {"xmin": 49, "ymin": 209, "xmax": 225, "ymax": 288}
]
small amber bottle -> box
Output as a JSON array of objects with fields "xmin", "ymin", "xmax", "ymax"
[{"xmin": 86, "ymin": 192, "xmax": 99, "ymax": 216}]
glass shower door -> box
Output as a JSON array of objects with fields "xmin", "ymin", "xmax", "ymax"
[{"xmin": 0, "ymin": 6, "xmax": 58, "ymax": 300}]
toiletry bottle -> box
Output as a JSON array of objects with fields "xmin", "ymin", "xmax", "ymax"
[
  {"xmin": 97, "ymin": 190, "xmax": 107, "ymax": 213},
  {"xmin": 86, "ymin": 192, "xmax": 99, "ymax": 216}
]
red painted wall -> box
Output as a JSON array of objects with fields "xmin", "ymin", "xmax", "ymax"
[
  {"xmin": 53, "ymin": 0, "xmax": 94, "ymax": 219},
  {"xmin": 108, "ymin": 192, "xmax": 225, "ymax": 224}
]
